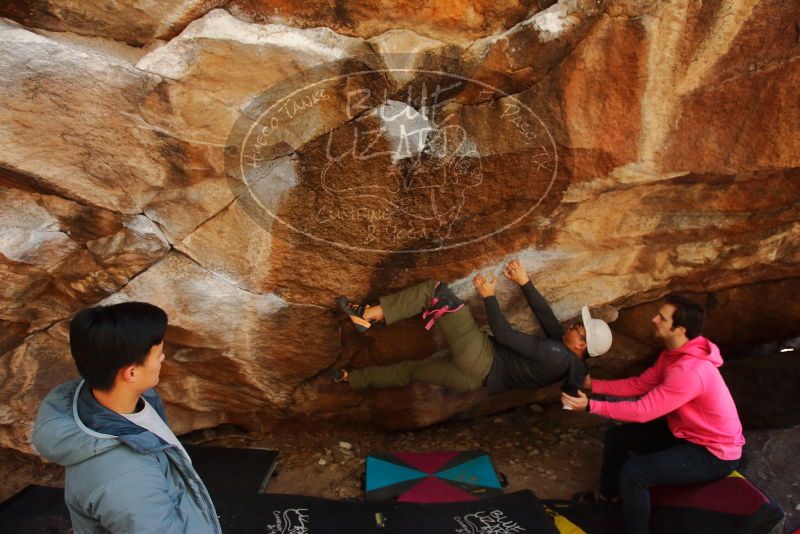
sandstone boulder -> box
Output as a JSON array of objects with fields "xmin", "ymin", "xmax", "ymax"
[
  {"xmin": 0, "ymin": 322, "xmax": 76, "ymax": 455},
  {"xmin": 229, "ymin": 0, "xmax": 542, "ymax": 43},
  {"xmin": 0, "ymin": 177, "xmax": 169, "ymax": 355},
  {"xmin": 0, "ymin": 19, "xmax": 230, "ymax": 243},
  {"xmin": 466, "ymin": 0, "xmax": 606, "ymax": 86},
  {"xmin": 99, "ymin": 251, "xmax": 342, "ymax": 434},
  {"xmin": 0, "ymin": 0, "xmax": 226, "ymax": 45},
  {"xmin": 0, "ymin": 0, "xmax": 799, "ymax": 453}
]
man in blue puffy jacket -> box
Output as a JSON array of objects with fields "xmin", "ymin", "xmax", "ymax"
[{"xmin": 32, "ymin": 302, "xmax": 221, "ymax": 534}]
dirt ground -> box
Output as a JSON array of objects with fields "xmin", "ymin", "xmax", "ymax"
[{"xmin": 0, "ymin": 401, "xmax": 608, "ymax": 504}]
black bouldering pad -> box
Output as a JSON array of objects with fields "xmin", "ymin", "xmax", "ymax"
[
  {"xmin": 0, "ymin": 486, "xmax": 559, "ymax": 533},
  {"xmin": 212, "ymin": 489, "xmax": 559, "ymax": 533},
  {"xmin": 184, "ymin": 444, "xmax": 278, "ymax": 494}
]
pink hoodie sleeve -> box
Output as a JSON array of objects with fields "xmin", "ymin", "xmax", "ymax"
[
  {"xmin": 590, "ymin": 364, "xmax": 703, "ymax": 422},
  {"xmin": 592, "ymin": 357, "xmax": 664, "ymax": 397}
]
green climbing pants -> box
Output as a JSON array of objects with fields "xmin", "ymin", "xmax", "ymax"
[{"xmin": 348, "ymin": 280, "xmax": 495, "ymax": 392}]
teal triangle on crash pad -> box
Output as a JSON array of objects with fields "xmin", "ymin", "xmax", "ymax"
[
  {"xmin": 365, "ymin": 457, "xmax": 427, "ymax": 491},
  {"xmin": 435, "ymin": 455, "xmax": 502, "ymax": 488}
]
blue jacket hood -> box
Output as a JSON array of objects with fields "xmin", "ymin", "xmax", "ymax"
[{"xmin": 32, "ymin": 380, "xmax": 171, "ymax": 467}]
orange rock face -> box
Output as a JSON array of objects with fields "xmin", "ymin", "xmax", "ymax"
[
  {"xmin": 1, "ymin": 1, "xmax": 799, "ymax": 453},
  {"xmin": 0, "ymin": 0, "xmax": 228, "ymax": 45},
  {"xmin": 0, "ymin": 0, "xmax": 543, "ymax": 45},
  {"xmin": 229, "ymin": 0, "xmax": 541, "ymax": 42}
]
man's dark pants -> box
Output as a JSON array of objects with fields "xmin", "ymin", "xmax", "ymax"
[{"xmin": 599, "ymin": 419, "xmax": 739, "ymax": 534}]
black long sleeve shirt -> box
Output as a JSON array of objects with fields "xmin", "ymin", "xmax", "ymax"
[{"xmin": 484, "ymin": 281, "xmax": 588, "ymax": 396}]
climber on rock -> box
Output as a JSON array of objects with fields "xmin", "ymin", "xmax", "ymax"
[
  {"xmin": 333, "ymin": 260, "xmax": 613, "ymax": 395},
  {"xmin": 561, "ymin": 295, "xmax": 744, "ymax": 534}
]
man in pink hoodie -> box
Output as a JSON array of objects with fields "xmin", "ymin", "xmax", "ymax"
[{"xmin": 561, "ymin": 294, "xmax": 744, "ymax": 534}]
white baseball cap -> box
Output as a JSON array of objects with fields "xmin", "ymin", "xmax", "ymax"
[{"xmin": 581, "ymin": 305, "xmax": 613, "ymax": 357}]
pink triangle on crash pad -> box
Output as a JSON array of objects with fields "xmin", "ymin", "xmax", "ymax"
[
  {"xmin": 397, "ymin": 476, "xmax": 478, "ymax": 503},
  {"xmin": 391, "ymin": 451, "xmax": 460, "ymax": 474}
]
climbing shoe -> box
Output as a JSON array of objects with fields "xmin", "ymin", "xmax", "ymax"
[
  {"xmin": 337, "ymin": 296, "xmax": 374, "ymax": 333},
  {"xmin": 332, "ymin": 368, "xmax": 349, "ymax": 383},
  {"xmin": 421, "ymin": 282, "xmax": 464, "ymax": 330}
]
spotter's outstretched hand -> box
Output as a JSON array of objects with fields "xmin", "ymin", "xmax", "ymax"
[{"xmin": 561, "ymin": 390, "xmax": 589, "ymax": 411}]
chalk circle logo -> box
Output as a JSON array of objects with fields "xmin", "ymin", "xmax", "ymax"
[{"xmin": 225, "ymin": 55, "xmax": 558, "ymax": 259}]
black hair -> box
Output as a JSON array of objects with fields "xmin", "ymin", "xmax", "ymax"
[
  {"xmin": 665, "ymin": 294, "xmax": 706, "ymax": 339},
  {"xmin": 69, "ymin": 302, "xmax": 168, "ymax": 391}
]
